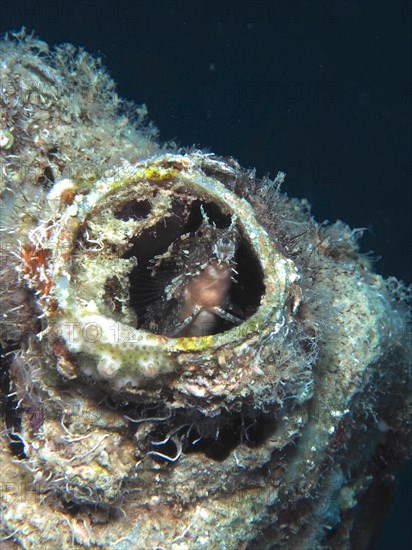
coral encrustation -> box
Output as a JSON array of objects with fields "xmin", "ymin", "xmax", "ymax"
[{"xmin": 0, "ymin": 31, "xmax": 410, "ymax": 550}]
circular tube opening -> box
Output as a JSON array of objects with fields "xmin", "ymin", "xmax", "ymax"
[{"xmin": 126, "ymin": 199, "xmax": 264, "ymax": 337}]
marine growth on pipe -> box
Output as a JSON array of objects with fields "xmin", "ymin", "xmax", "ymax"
[{"xmin": 0, "ymin": 30, "xmax": 411, "ymax": 550}]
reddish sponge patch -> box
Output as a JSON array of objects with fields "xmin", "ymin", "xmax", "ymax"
[{"xmin": 21, "ymin": 243, "xmax": 53, "ymax": 296}]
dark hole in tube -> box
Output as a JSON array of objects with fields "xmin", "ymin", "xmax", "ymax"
[
  {"xmin": 114, "ymin": 199, "xmax": 152, "ymax": 221},
  {"xmin": 125, "ymin": 199, "xmax": 265, "ymax": 335}
]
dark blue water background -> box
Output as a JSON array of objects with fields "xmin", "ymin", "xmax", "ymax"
[{"xmin": 1, "ymin": 1, "xmax": 410, "ymax": 548}]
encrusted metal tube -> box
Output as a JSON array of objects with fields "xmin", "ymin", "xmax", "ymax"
[{"xmin": 1, "ymin": 31, "xmax": 411, "ymax": 550}]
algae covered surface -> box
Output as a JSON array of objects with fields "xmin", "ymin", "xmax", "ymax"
[{"xmin": 0, "ymin": 31, "xmax": 411, "ymax": 549}]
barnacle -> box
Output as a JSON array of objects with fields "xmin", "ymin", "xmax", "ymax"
[{"xmin": 0, "ymin": 31, "xmax": 411, "ymax": 550}]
